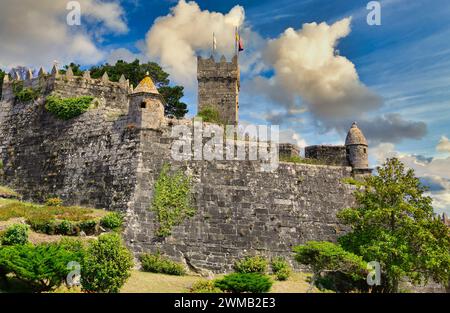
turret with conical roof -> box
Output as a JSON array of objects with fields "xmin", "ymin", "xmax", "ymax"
[
  {"xmin": 128, "ymin": 72, "xmax": 165, "ymax": 130},
  {"xmin": 345, "ymin": 122, "xmax": 369, "ymax": 170}
]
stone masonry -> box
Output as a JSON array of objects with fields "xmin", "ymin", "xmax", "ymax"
[{"xmin": 0, "ymin": 67, "xmax": 360, "ymax": 273}]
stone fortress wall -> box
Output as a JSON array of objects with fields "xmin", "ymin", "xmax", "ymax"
[{"xmin": 0, "ymin": 63, "xmax": 366, "ymax": 272}]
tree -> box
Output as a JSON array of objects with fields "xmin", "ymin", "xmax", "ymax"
[
  {"xmin": 83, "ymin": 59, "xmax": 188, "ymax": 118},
  {"xmin": 337, "ymin": 158, "xmax": 450, "ymax": 292}
]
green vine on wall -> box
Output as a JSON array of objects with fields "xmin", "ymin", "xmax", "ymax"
[
  {"xmin": 45, "ymin": 95, "xmax": 93, "ymax": 120},
  {"xmin": 12, "ymin": 81, "xmax": 40, "ymax": 102},
  {"xmin": 150, "ymin": 164, "xmax": 196, "ymax": 237}
]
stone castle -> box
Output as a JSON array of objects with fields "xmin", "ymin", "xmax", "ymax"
[{"xmin": 0, "ymin": 55, "xmax": 371, "ymax": 272}]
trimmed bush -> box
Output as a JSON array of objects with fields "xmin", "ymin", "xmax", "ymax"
[
  {"xmin": 0, "ymin": 241, "xmax": 83, "ymax": 292},
  {"xmin": 214, "ymin": 273, "xmax": 273, "ymax": 293},
  {"xmin": 78, "ymin": 220, "xmax": 98, "ymax": 235},
  {"xmin": 233, "ymin": 256, "xmax": 268, "ymax": 274},
  {"xmin": 1, "ymin": 224, "xmax": 29, "ymax": 245},
  {"xmin": 271, "ymin": 257, "xmax": 292, "ymax": 281},
  {"xmin": 81, "ymin": 233, "xmax": 133, "ymax": 293},
  {"xmin": 140, "ymin": 252, "xmax": 186, "ymax": 276},
  {"xmin": 45, "ymin": 95, "xmax": 93, "ymax": 120},
  {"xmin": 45, "ymin": 197, "xmax": 63, "ymax": 207},
  {"xmin": 56, "ymin": 220, "xmax": 74, "ymax": 235},
  {"xmin": 100, "ymin": 212, "xmax": 123, "ymax": 230},
  {"xmin": 190, "ymin": 280, "xmax": 222, "ymax": 293}
]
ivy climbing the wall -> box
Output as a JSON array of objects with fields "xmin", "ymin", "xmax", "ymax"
[
  {"xmin": 150, "ymin": 164, "xmax": 196, "ymax": 237},
  {"xmin": 45, "ymin": 95, "xmax": 94, "ymax": 120},
  {"xmin": 12, "ymin": 81, "xmax": 40, "ymax": 102}
]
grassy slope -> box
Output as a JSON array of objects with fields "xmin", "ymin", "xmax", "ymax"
[{"xmin": 120, "ymin": 271, "xmax": 320, "ymax": 293}]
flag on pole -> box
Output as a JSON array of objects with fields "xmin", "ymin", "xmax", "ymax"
[
  {"xmin": 213, "ymin": 32, "xmax": 217, "ymax": 53},
  {"xmin": 235, "ymin": 28, "xmax": 244, "ymax": 52}
]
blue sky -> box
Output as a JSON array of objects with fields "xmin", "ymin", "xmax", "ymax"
[{"xmin": 0, "ymin": 0, "xmax": 449, "ymax": 214}]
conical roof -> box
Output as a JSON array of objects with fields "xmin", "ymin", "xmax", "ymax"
[
  {"xmin": 133, "ymin": 72, "xmax": 159, "ymax": 94},
  {"xmin": 345, "ymin": 122, "xmax": 368, "ymax": 146}
]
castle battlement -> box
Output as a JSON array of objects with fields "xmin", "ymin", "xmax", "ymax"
[
  {"xmin": 1, "ymin": 66, "xmax": 131, "ymax": 111},
  {"xmin": 197, "ymin": 55, "xmax": 239, "ymax": 81}
]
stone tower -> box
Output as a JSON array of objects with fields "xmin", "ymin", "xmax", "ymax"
[
  {"xmin": 197, "ymin": 55, "xmax": 240, "ymax": 125},
  {"xmin": 129, "ymin": 73, "xmax": 165, "ymax": 129},
  {"xmin": 345, "ymin": 122, "xmax": 370, "ymax": 173}
]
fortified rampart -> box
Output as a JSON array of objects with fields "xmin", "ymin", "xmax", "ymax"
[{"xmin": 0, "ymin": 66, "xmax": 361, "ymax": 272}]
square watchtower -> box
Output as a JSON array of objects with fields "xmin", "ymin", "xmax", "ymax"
[{"xmin": 197, "ymin": 55, "xmax": 240, "ymax": 125}]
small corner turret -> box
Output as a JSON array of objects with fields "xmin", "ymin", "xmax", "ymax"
[
  {"xmin": 128, "ymin": 72, "xmax": 165, "ymax": 130},
  {"xmin": 345, "ymin": 121, "xmax": 372, "ymax": 176}
]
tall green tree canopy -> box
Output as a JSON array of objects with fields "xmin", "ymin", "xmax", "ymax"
[
  {"xmin": 62, "ymin": 60, "xmax": 188, "ymax": 119},
  {"xmin": 337, "ymin": 158, "xmax": 450, "ymax": 292}
]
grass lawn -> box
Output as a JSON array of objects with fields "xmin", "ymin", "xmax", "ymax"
[{"xmin": 120, "ymin": 271, "xmax": 320, "ymax": 293}]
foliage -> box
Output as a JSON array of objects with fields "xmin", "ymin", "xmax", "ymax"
[
  {"xmin": 100, "ymin": 212, "xmax": 124, "ymax": 230},
  {"xmin": 0, "ymin": 242, "xmax": 83, "ymax": 292},
  {"xmin": 84, "ymin": 59, "xmax": 188, "ymax": 118},
  {"xmin": 81, "ymin": 233, "xmax": 133, "ymax": 293},
  {"xmin": 0, "ymin": 185, "xmax": 20, "ymax": 198},
  {"xmin": 11, "ymin": 80, "xmax": 40, "ymax": 102},
  {"xmin": 294, "ymin": 241, "xmax": 368, "ymax": 292},
  {"xmin": 140, "ymin": 252, "xmax": 186, "ymax": 276},
  {"xmin": 337, "ymin": 158, "xmax": 450, "ymax": 292},
  {"xmin": 214, "ymin": 273, "xmax": 273, "ymax": 293},
  {"xmin": 196, "ymin": 106, "xmax": 223, "ymax": 124},
  {"xmin": 45, "ymin": 197, "xmax": 63, "ymax": 207},
  {"xmin": 190, "ymin": 279, "xmax": 222, "ymax": 293},
  {"xmin": 150, "ymin": 164, "xmax": 196, "ymax": 237},
  {"xmin": 1, "ymin": 224, "xmax": 29, "ymax": 246},
  {"xmin": 270, "ymin": 257, "xmax": 292, "ymax": 281},
  {"xmin": 233, "ymin": 256, "xmax": 268, "ymax": 274},
  {"xmin": 280, "ymin": 155, "xmax": 326, "ymax": 165},
  {"xmin": 45, "ymin": 95, "xmax": 93, "ymax": 120},
  {"xmin": 59, "ymin": 63, "xmax": 84, "ymax": 76}
]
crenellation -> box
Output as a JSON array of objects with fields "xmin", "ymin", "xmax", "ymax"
[{"xmin": 0, "ymin": 63, "xmax": 373, "ymax": 273}]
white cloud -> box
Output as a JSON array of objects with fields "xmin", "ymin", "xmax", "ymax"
[
  {"xmin": 0, "ymin": 0, "xmax": 127, "ymax": 69},
  {"xmin": 437, "ymin": 136, "xmax": 450, "ymax": 153},
  {"xmin": 106, "ymin": 48, "xmax": 146, "ymax": 64},
  {"xmin": 145, "ymin": 0, "xmax": 245, "ymax": 87},
  {"xmin": 262, "ymin": 18, "xmax": 382, "ymax": 122}
]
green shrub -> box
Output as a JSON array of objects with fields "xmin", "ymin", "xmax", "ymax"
[
  {"xmin": 12, "ymin": 81, "xmax": 40, "ymax": 102},
  {"xmin": 0, "ymin": 242, "xmax": 83, "ymax": 292},
  {"xmin": 78, "ymin": 220, "xmax": 98, "ymax": 235},
  {"xmin": 214, "ymin": 273, "xmax": 273, "ymax": 293},
  {"xmin": 1, "ymin": 224, "xmax": 29, "ymax": 245},
  {"xmin": 270, "ymin": 257, "xmax": 292, "ymax": 281},
  {"xmin": 190, "ymin": 279, "xmax": 222, "ymax": 293},
  {"xmin": 45, "ymin": 197, "xmax": 63, "ymax": 207},
  {"xmin": 140, "ymin": 252, "xmax": 186, "ymax": 276},
  {"xmin": 81, "ymin": 233, "xmax": 133, "ymax": 293},
  {"xmin": 196, "ymin": 106, "xmax": 223, "ymax": 124},
  {"xmin": 293, "ymin": 241, "xmax": 368, "ymax": 292},
  {"xmin": 56, "ymin": 220, "xmax": 74, "ymax": 235},
  {"xmin": 100, "ymin": 212, "xmax": 123, "ymax": 230},
  {"xmin": 45, "ymin": 95, "xmax": 93, "ymax": 120},
  {"xmin": 150, "ymin": 164, "xmax": 196, "ymax": 237},
  {"xmin": 233, "ymin": 256, "xmax": 268, "ymax": 274}
]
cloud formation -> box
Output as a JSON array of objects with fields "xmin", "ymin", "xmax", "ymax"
[
  {"xmin": 437, "ymin": 136, "xmax": 450, "ymax": 153},
  {"xmin": 145, "ymin": 0, "xmax": 245, "ymax": 87},
  {"xmin": 0, "ymin": 0, "xmax": 128, "ymax": 69},
  {"xmin": 262, "ymin": 18, "xmax": 382, "ymax": 122}
]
